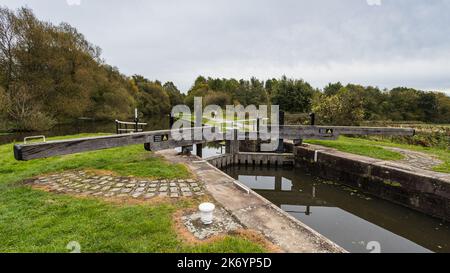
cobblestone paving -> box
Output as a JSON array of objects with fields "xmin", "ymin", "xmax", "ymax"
[
  {"xmin": 31, "ymin": 170, "xmax": 205, "ymax": 199},
  {"xmin": 383, "ymin": 146, "xmax": 443, "ymax": 170}
]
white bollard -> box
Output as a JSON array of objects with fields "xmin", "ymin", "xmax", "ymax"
[{"xmin": 199, "ymin": 203, "xmax": 215, "ymax": 225}]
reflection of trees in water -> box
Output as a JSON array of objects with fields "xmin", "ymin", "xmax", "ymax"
[
  {"xmin": 205, "ymin": 141, "xmax": 225, "ymax": 149},
  {"xmin": 226, "ymin": 166, "xmax": 450, "ymax": 253},
  {"xmin": 0, "ymin": 116, "xmax": 169, "ymax": 145},
  {"xmin": 141, "ymin": 116, "xmax": 170, "ymax": 130}
]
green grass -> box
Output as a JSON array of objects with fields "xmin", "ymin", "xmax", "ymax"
[
  {"xmin": 306, "ymin": 137, "xmax": 405, "ymax": 160},
  {"xmin": 0, "ymin": 186, "xmax": 264, "ymax": 253},
  {"xmin": 306, "ymin": 136, "xmax": 450, "ymax": 173},
  {"xmin": 0, "ymin": 134, "xmax": 190, "ymax": 185},
  {"xmin": 0, "ymin": 134, "xmax": 266, "ymax": 253}
]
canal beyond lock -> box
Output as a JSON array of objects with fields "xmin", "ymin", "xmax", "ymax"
[{"xmin": 223, "ymin": 165, "xmax": 450, "ymax": 253}]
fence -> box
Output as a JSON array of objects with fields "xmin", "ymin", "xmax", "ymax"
[{"xmin": 115, "ymin": 120, "xmax": 147, "ymax": 134}]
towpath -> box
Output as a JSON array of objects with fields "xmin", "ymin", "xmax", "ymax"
[
  {"xmin": 381, "ymin": 146, "xmax": 443, "ymax": 171},
  {"xmin": 157, "ymin": 149, "xmax": 345, "ymax": 253}
]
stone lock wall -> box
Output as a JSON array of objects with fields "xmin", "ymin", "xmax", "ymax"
[
  {"xmin": 294, "ymin": 145, "xmax": 450, "ymax": 222},
  {"xmin": 207, "ymin": 153, "xmax": 295, "ymax": 169}
]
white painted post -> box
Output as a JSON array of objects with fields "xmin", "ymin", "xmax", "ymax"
[{"xmin": 199, "ymin": 203, "xmax": 215, "ymax": 225}]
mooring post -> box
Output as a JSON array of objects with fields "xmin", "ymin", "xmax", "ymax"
[
  {"xmin": 196, "ymin": 143, "xmax": 203, "ymax": 158},
  {"xmin": 225, "ymin": 129, "xmax": 239, "ymax": 155},
  {"xmin": 169, "ymin": 114, "xmax": 174, "ymax": 128},
  {"xmin": 134, "ymin": 108, "xmax": 139, "ymax": 133},
  {"xmin": 305, "ymin": 206, "xmax": 311, "ymax": 216},
  {"xmin": 256, "ymin": 117, "xmax": 261, "ymax": 152},
  {"xmin": 144, "ymin": 143, "xmax": 151, "ymax": 151},
  {"xmin": 277, "ymin": 111, "xmax": 285, "ymax": 153},
  {"xmin": 310, "ymin": 112, "xmax": 316, "ymax": 126},
  {"xmin": 256, "ymin": 117, "xmax": 260, "ymax": 132}
]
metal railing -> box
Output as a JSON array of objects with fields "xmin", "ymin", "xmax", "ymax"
[{"xmin": 115, "ymin": 120, "xmax": 147, "ymax": 134}]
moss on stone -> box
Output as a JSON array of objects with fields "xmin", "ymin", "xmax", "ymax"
[{"xmin": 383, "ymin": 180, "xmax": 402, "ymax": 187}]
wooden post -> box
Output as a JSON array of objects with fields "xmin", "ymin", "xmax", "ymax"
[
  {"xmin": 225, "ymin": 129, "xmax": 239, "ymax": 155},
  {"xmin": 256, "ymin": 118, "xmax": 261, "ymax": 152},
  {"xmin": 144, "ymin": 143, "xmax": 151, "ymax": 151},
  {"xmin": 196, "ymin": 143, "xmax": 203, "ymax": 158},
  {"xmin": 310, "ymin": 113, "xmax": 316, "ymax": 126},
  {"xmin": 115, "ymin": 120, "xmax": 119, "ymax": 135},
  {"xmin": 169, "ymin": 114, "xmax": 174, "ymax": 128},
  {"xmin": 134, "ymin": 108, "xmax": 139, "ymax": 133},
  {"xmin": 277, "ymin": 111, "xmax": 285, "ymax": 153},
  {"xmin": 305, "ymin": 206, "xmax": 311, "ymax": 216}
]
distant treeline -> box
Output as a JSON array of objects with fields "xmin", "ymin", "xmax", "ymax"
[
  {"xmin": 1, "ymin": 7, "xmax": 449, "ymax": 131},
  {"xmin": 0, "ymin": 7, "xmax": 183, "ymax": 131},
  {"xmin": 186, "ymin": 76, "xmax": 450, "ymax": 126}
]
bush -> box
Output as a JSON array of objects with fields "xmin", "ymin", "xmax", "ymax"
[
  {"xmin": 18, "ymin": 110, "xmax": 56, "ymax": 131},
  {"xmin": 312, "ymin": 88, "xmax": 364, "ymax": 126},
  {"xmin": 359, "ymin": 123, "xmax": 450, "ymax": 149}
]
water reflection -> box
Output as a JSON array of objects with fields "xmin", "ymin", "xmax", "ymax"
[
  {"xmin": 0, "ymin": 117, "xmax": 169, "ymax": 145},
  {"xmin": 175, "ymin": 142, "xmax": 225, "ymax": 159},
  {"xmin": 224, "ymin": 165, "xmax": 450, "ymax": 253}
]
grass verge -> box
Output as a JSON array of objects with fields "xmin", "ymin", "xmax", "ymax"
[
  {"xmin": 306, "ymin": 136, "xmax": 450, "ymax": 173},
  {"xmin": 0, "ymin": 134, "xmax": 266, "ymax": 253},
  {"xmin": 0, "ymin": 134, "xmax": 191, "ymax": 185}
]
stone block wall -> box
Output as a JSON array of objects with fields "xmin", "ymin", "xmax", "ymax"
[{"xmin": 294, "ymin": 145, "xmax": 450, "ymax": 221}]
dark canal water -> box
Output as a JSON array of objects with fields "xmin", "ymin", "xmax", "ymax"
[
  {"xmin": 223, "ymin": 165, "xmax": 450, "ymax": 253},
  {"xmin": 175, "ymin": 142, "xmax": 226, "ymax": 158},
  {"xmin": 0, "ymin": 117, "xmax": 169, "ymax": 145}
]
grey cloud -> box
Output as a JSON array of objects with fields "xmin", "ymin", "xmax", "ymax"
[{"xmin": 1, "ymin": 0, "xmax": 449, "ymax": 93}]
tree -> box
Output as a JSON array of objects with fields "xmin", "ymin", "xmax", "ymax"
[
  {"xmin": 233, "ymin": 77, "xmax": 268, "ymax": 106},
  {"xmin": 271, "ymin": 76, "xmax": 314, "ymax": 113},
  {"xmin": 163, "ymin": 81, "xmax": 185, "ymax": 107},
  {"xmin": 264, "ymin": 78, "xmax": 277, "ymax": 97},
  {"xmin": 359, "ymin": 85, "xmax": 386, "ymax": 120},
  {"xmin": 204, "ymin": 91, "xmax": 232, "ymax": 108},
  {"xmin": 185, "ymin": 76, "xmax": 209, "ymax": 108},
  {"xmin": 311, "ymin": 93, "xmax": 342, "ymax": 125},
  {"xmin": 312, "ymin": 87, "xmax": 364, "ymax": 125},
  {"xmin": 132, "ymin": 75, "xmax": 170, "ymax": 117},
  {"xmin": 418, "ymin": 92, "xmax": 439, "ymax": 122},
  {"xmin": 0, "ymin": 85, "xmax": 7, "ymax": 122},
  {"xmin": 323, "ymin": 82, "xmax": 343, "ymax": 96},
  {"xmin": 0, "ymin": 7, "xmax": 18, "ymax": 91},
  {"xmin": 0, "ymin": 7, "xmax": 137, "ymax": 130},
  {"xmin": 387, "ymin": 87, "xmax": 422, "ymax": 121},
  {"xmin": 435, "ymin": 92, "xmax": 450, "ymax": 123}
]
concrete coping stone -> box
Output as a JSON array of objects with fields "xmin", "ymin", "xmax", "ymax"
[{"xmin": 157, "ymin": 149, "xmax": 346, "ymax": 253}]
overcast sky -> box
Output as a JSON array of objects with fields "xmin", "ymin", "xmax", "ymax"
[{"xmin": 1, "ymin": 0, "xmax": 450, "ymax": 94}]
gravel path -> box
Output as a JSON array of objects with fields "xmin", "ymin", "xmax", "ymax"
[{"xmin": 382, "ymin": 146, "xmax": 443, "ymax": 170}]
